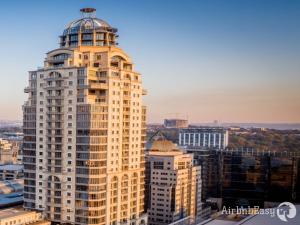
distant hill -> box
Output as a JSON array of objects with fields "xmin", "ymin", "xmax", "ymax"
[
  {"xmin": 191, "ymin": 123, "xmax": 300, "ymax": 130},
  {"xmin": 0, "ymin": 120, "xmax": 22, "ymax": 128}
]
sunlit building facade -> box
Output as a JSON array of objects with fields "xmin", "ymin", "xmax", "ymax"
[
  {"xmin": 0, "ymin": 139, "xmax": 15, "ymax": 164},
  {"xmin": 23, "ymin": 8, "xmax": 147, "ymax": 225}
]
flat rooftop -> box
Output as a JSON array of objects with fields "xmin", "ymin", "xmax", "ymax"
[{"xmin": 0, "ymin": 207, "xmax": 34, "ymax": 219}]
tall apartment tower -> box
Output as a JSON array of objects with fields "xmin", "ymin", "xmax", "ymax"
[
  {"xmin": 23, "ymin": 8, "xmax": 147, "ymax": 225},
  {"xmin": 145, "ymin": 140, "xmax": 201, "ymax": 225}
]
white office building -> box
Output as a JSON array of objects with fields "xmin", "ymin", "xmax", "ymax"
[{"xmin": 179, "ymin": 128, "xmax": 229, "ymax": 149}]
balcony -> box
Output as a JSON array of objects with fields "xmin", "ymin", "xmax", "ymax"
[
  {"xmin": 46, "ymin": 117, "xmax": 64, "ymax": 123},
  {"xmin": 142, "ymin": 89, "xmax": 147, "ymax": 95},
  {"xmin": 47, "ymin": 109, "xmax": 64, "ymax": 114},
  {"xmin": 24, "ymin": 86, "xmax": 34, "ymax": 93},
  {"xmin": 123, "ymin": 94, "xmax": 131, "ymax": 100},
  {"xmin": 88, "ymin": 82, "xmax": 108, "ymax": 90},
  {"xmin": 44, "ymin": 85, "xmax": 67, "ymax": 90},
  {"xmin": 46, "ymin": 95, "xmax": 64, "ymax": 100},
  {"xmin": 123, "ymin": 85, "xmax": 130, "ymax": 91}
]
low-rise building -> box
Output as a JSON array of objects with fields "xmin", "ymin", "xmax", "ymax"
[
  {"xmin": 0, "ymin": 140, "xmax": 13, "ymax": 164},
  {"xmin": 179, "ymin": 127, "xmax": 229, "ymax": 149},
  {"xmin": 0, "ymin": 165, "xmax": 23, "ymax": 181},
  {"xmin": 0, "ymin": 208, "xmax": 50, "ymax": 225},
  {"xmin": 146, "ymin": 140, "xmax": 201, "ymax": 225},
  {"xmin": 0, "ymin": 139, "xmax": 19, "ymax": 165},
  {"xmin": 164, "ymin": 119, "xmax": 188, "ymax": 129}
]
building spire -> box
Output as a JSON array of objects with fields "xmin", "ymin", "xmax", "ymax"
[{"xmin": 80, "ymin": 7, "xmax": 96, "ymax": 18}]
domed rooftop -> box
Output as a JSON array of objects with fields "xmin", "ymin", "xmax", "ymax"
[
  {"xmin": 65, "ymin": 17, "xmax": 110, "ymax": 32},
  {"xmin": 63, "ymin": 8, "xmax": 115, "ymax": 35},
  {"xmin": 60, "ymin": 8, "xmax": 118, "ymax": 48}
]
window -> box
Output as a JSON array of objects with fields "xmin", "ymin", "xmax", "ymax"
[
  {"xmin": 78, "ymin": 69, "xmax": 84, "ymax": 75},
  {"xmin": 78, "ymin": 79, "xmax": 84, "ymax": 85},
  {"xmin": 96, "ymin": 33, "xmax": 104, "ymax": 40}
]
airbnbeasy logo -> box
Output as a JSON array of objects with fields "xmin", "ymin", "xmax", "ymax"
[
  {"xmin": 276, "ymin": 202, "xmax": 297, "ymax": 222},
  {"xmin": 221, "ymin": 201, "xmax": 297, "ymax": 222}
]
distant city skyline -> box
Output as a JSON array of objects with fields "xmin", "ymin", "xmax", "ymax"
[{"xmin": 0, "ymin": 0, "xmax": 299, "ymax": 123}]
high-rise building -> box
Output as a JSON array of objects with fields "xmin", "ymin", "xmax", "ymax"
[
  {"xmin": 179, "ymin": 127, "xmax": 229, "ymax": 149},
  {"xmin": 145, "ymin": 140, "xmax": 201, "ymax": 225},
  {"xmin": 23, "ymin": 8, "xmax": 147, "ymax": 225},
  {"xmin": 184, "ymin": 147, "xmax": 300, "ymax": 209}
]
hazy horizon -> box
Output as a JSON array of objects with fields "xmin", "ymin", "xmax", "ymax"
[{"xmin": 0, "ymin": 0, "xmax": 299, "ymax": 123}]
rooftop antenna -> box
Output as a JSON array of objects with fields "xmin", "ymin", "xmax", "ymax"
[{"xmin": 80, "ymin": 8, "xmax": 96, "ymax": 18}]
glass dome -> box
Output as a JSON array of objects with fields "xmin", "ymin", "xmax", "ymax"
[
  {"xmin": 60, "ymin": 8, "xmax": 118, "ymax": 48},
  {"xmin": 63, "ymin": 18, "xmax": 112, "ymax": 35}
]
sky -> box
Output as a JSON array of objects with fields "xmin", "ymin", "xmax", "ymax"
[{"xmin": 0, "ymin": 0, "xmax": 299, "ymax": 123}]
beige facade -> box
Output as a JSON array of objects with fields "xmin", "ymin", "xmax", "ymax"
[
  {"xmin": 23, "ymin": 8, "xmax": 147, "ymax": 225},
  {"xmin": 0, "ymin": 139, "xmax": 15, "ymax": 164},
  {"xmin": 0, "ymin": 208, "xmax": 50, "ymax": 225},
  {"xmin": 146, "ymin": 141, "xmax": 201, "ymax": 225}
]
